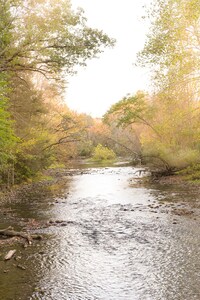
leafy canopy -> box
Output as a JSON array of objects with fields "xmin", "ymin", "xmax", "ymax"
[{"xmin": 0, "ymin": 0, "xmax": 115, "ymax": 80}]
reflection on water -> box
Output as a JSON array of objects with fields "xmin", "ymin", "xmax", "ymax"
[{"xmin": 0, "ymin": 166, "xmax": 200, "ymax": 300}]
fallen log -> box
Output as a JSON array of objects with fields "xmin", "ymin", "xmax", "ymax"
[
  {"xmin": 0, "ymin": 227, "xmax": 42, "ymax": 245},
  {"xmin": 4, "ymin": 249, "xmax": 16, "ymax": 260}
]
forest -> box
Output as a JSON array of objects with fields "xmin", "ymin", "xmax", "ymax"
[
  {"xmin": 1, "ymin": 1, "xmax": 200, "ymax": 299},
  {"xmin": 1, "ymin": 0, "xmax": 200, "ymax": 186}
]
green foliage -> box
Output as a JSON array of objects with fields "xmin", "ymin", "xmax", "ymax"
[
  {"xmin": 124, "ymin": 0, "xmax": 200, "ymax": 174},
  {"xmin": 137, "ymin": 0, "xmax": 200, "ymax": 92},
  {"xmin": 104, "ymin": 91, "xmax": 153, "ymax": 127},
  {"xmin": 49, "ymin": 163, "xmax": 65, "ymax": 169},
  {"xmin": 0, "ymin": 74, "xmax": 17, "ymax": 165},
  {"xmin": 142, "ymin": 142, "xmax": 200, "ymax": 170},
  {"xmin": 178, "ymin": 164, "xmax": 200, "ymax": 181},
  {"xmin": 105, "ymin": 0, "xmax": 200, "ymax": 175},
  {"xmin": 0, "ymin": 1, "xmax": 16, "ymax": 154},
  {"xmin": 14, "ymin": 136, "xmax": 55, "ymax": 183},
  {"xmin": 91, "ymin": 144, "xmax": 116, "ymax": 161},
  {"xmin": 0, "ymin": 0, "xmax": 115, "ymax": 80},
  {"xmin": 105, "ymin": 88, "xmax": 200, "ymax": 171},
  {"xmin": 0, "ymin": 0, "xmax": 115, "ymax": 185}
]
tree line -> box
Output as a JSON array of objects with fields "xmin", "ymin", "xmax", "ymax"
[
  {"xmin": 0, "ymin": 0, "xmax": 116, "ymax": 185},
  {"xmin": 104, "ymin": 0, "xmax": 200, "ymax": 180},
  {"xmin": 1, "ymin": 0, "xmax": 200, "ymax": 185}
]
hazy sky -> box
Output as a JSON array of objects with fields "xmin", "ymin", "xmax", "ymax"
[{"xmin": 65, "ymin": 0, "xmax": 151, "ymax": 117}]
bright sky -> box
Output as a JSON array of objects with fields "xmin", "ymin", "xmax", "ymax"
[{"xmin": 65, "ymin": 0, "xmax": 151, "ymax": 117}]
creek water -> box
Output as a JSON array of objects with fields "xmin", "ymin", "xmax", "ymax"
[{"xmin": 0, "ymin": 165, "xmax": 200, "ymax": 300}]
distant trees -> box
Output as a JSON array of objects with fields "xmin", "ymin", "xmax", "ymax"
[{"xmin": 84, "ymin": 117, "xmax": 141, "ymax": 160}]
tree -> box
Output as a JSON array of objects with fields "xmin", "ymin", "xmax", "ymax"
[
  {"xmin": 0, "ymin": 1, "xmax": 17, "ymax": 184},
  {"xmin": 104, "ymin": 91, "xmax": 156, "ymax": 134},
  {"xmin": 9, "ymin": 75, "xmax": 92, "ymax": 181},
  {"xmin": 0, "ymin": 0, "xmax": 115, "ymax": 80},
  {"xmin": 104, "ymin": 90, "xmax": 200, "ymax": 172},
  {"xmin": 137, "ymin": 0, "xmax": 200, "ymax": 93},
  {"xmin": 0, "ymin": 76, "xmax": 17, "ymax": 184},
  {"xmin": 103, "ymin": 0, "xmax": 200, "ymax": 174},
  {"xmin": 88, "ymin": 117, "xmax": 141, "ymax": 159},
  {"xmin": 0, "ymin": 0, "xmax": 115, "ymax": 184}
]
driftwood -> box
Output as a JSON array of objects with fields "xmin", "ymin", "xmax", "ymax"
[
  {"xmin": 0, "ymin": 227, "xmax": 42, "ymax": 245},
  {"xmin": 4, "ymin": 249, "xmax": 16, "ymax": 260}
]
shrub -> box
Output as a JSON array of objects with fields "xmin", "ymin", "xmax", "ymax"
[
  {"xmin": 178, "ymin": 164, "xmax": 200, "ymax": 181},
  {"xmin": 91, "ymin": 144, "xmax": 116, "ymax": 161}
]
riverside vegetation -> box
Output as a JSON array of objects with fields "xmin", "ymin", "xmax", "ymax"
[
  {"xmin": 0, "ymin": 0, "xmax": 200, "ymax": 188},
  {"xmin": 0, "ymin": 2, "xmax": 200, "ymax": 297}
]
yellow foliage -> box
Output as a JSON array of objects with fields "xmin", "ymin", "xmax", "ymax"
[{"xmin": 91, "ymin": 144, "xmax": 116, "ymax": 161}]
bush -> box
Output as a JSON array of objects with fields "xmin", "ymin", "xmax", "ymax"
[
  {"xmin": 78, "ymin": 140, "xmax": 93, "ymax": 157},
  {"xmin": 178, "ymin": 164, "xmax": 200, "ymax": 181},
  {"xmin": 91, "ymin": 144, "xmax": 116, "ymax": 161}
]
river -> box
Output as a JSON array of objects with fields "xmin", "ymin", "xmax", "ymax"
[{"xmin": 0, "ymin": 164, "xmax": 200, "ymax": 300}]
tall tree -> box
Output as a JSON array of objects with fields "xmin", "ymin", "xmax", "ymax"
[
  {"xmin": 104, "ymin": 0, "xmax": 200, "ymax": 174},
  {"xmin": 137, "ymin": 0, "xmax": 200, "ymax": 94},
  {"xmin": 0, "ymin": 75, "xmax": 16, "ymax": 166},
  {"xmin": 0, "ymin": 1, "xmax": 17, "ymax": 183},
  {"xmin": 0, "ymin": 0, "xmax": 115, "ymax": 80},
  {"xmin": 0, "ymin": 0, "xmax": 115, "ymax": 183}
]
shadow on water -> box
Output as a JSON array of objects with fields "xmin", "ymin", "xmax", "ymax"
[{"xmin": 0, "ymin": 164, "xmax": 200, "ymax": 300}]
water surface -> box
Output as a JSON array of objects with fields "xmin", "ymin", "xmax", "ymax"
[{"xmin": 0, "ymin": 166, "xmax": 200, "ymax": 300}]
